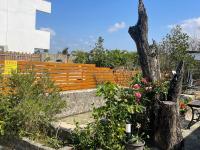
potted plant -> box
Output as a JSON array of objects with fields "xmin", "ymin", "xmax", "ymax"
[
  {"xmin": 125, "ymin": 134, "xmax": 145, "ymax": 150},
  {"xmin": 125, "ymin": 121, "xmax": 146, "ymax": 150}
]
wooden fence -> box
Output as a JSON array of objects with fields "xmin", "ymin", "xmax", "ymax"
[{"xmin": 0, "ymin": 61, "xmax": 138, "ymax": 91}]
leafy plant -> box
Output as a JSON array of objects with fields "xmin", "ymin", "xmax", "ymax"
[
  {"xmin": 0, "ymin": 69, "xmax": 66, "ymax": 148},
  {"xmin": 72, "ymin": 83, "xmax": 127, "ymax": 149},
  {"xmin": 89, "ymin": 36, "xmax": 107, "ymax": 67},
  {"xmin": 0, "ymin": 121, "xmax": 5, "ymax": 136}
]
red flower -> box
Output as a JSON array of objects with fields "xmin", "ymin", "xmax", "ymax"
[
  {"xmin": 133, "ymin": 84, "xmax": 141, "ymax": 89},
  {"xmin": 179, "ymin": 102, "xmax": 186, "ymax": 109},
  {"xmin": 141, "ymin": 78, "xmax": 148, "ymax": 84}
]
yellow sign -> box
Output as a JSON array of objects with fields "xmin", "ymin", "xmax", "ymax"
[{"xmin": 4, "ymin": 60, "xmax": 18, "ymax": 75}]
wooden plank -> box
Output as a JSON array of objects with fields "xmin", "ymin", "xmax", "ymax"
[{"xmin": 53, "ymin": 80, "xmax": 96, "ymax": 84}]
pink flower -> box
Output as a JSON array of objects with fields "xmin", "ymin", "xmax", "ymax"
[
  {"xmin": 135, "ymin": 92, "xmax": 142, "ymax": 100},
  {"xmin": 141, "ymin": 78, "xmax": 148, "ymax": 84},
  {"xmin": 133, "ymin": 84, "xmax": 141, "ymax": 89},
  {"xmin": 135, "ymin": 92, "xmax": 142, "ymax": 103}
]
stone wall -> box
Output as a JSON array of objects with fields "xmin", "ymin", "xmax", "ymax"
[{"xmin": 57, "ymin": 89, "xmax": 104, "ymax": 118}]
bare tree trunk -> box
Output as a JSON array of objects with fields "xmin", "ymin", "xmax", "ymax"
[
  {"xmin": 166, "ymin": 61, "xmax": 184, "ymax": 149},
  {"xmin": 168, "ymin": 61, "xmax": 184, "ymax": 104},
  {"xmin": 128, "ymin": 0, "xmax": 184, "ymax": 149},
  {"xmin": 128, "ymin": 0, "xmax": 161, "ymax": 82},
  {"xmin": 154, "ymin": 101, "xmax": 183, "ymax": 150},
  {"xmin": 153, "ymin": 62, "xmax": 184, "ymax": 150}
]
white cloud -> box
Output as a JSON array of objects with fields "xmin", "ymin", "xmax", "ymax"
[
  {"xmin": 108, "ymin": 22, "xmax": 126, "ymax": 33},
  {"xmin": 169, "ymin": 17, "xmax": 200, "ymax": 37},
  {"xmin": 40, "ymin": 27, "xmax": 56, "ymax": 36}
]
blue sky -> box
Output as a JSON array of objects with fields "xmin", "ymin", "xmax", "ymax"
[{"xmin": 37, "ymin": 0, "xmax": 200, "ymax": 53}]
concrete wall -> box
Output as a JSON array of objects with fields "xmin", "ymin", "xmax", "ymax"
[
  {"xmin": 41, "ymin": 53, "xmax": 71, "ymax": 63},
  {"xmin": 0, "ymin": 0, "xmax": 51, "ymax": 53},
  {"xmin": 0, "ymin": 137, "xmax": 72, "ymax": 150},
  {"xmin": 58, "ymin": 89, "xmax": 104, "ymax": 118}
]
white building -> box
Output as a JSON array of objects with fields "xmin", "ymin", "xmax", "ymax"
[{"xmin": 0, "ymin": 0, "xmax": 51, "ymax": 53}]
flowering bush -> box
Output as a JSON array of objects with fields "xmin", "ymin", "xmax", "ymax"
[
  {"xmin": 72, "ymin": 82, "xmax": 147, "ymax": 149},
  {"xmin": 72, "ymin": 73, "xmax": 171, "ymax": 149}
]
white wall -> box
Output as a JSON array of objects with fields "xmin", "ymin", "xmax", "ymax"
[{"xmin": 0, "ymin": 0, "xmax": 51, "ymax": 53}]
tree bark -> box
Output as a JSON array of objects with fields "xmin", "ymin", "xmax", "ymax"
[
  {"xmin": 153, "ymin": 62, "xmax": 184, "ymax": 150},
  {"xmin": 154, "ymin": 101, "xmax": 183, "ymax": 150},
  {"xmin": 167, "ymin": 61, "xmax": 184, "ymax": 103},
  {"xmin": 128, "ymin": 0, "xmax": 161, "ymax": 82},
  {"xmin": 166, "ymin": 61, "xmax": 184, "ymax": 149}
]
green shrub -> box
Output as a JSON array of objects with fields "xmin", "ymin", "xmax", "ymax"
[{"xmin": 0, "ymin": 70, "xmax": 66, "ymax": 148}]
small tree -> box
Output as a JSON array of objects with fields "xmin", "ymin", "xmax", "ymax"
[
  {"xmin": 62, "ymin": 47, "xmax": 69, "ymax": 55},
  {"xmin": 159, "ymin": 26, "xmax": 195, "ymax": 72},
  {"xmin": 89, "ymin": 37, "xmax": 107, "ymax": 67}
]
